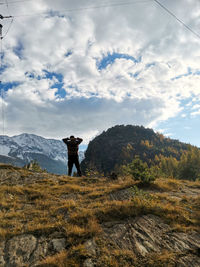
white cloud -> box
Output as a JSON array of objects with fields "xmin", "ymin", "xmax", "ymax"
[
  {"xmin": 164, "ymin": 132, "xmax": 173, "ymax": 137},
  {"xmin": 191, "ymin": 110, "xmax": 200, "ymax": 116},
  {"xmin": 192, "ymin": 104, "xmax": 200, "ymax": 110},
  {"xmin": 181, "ymin": 114, "xmax": 187, "ymax": 118},
  {"xmin": 2, "ymin": 96, "xmax": 171, "ymax": 143},
  {"xmin": 0, "ymin": 0, "xmax": 200, "ymax": 143}
]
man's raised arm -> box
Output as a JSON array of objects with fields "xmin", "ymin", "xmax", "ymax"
[
  {"xmin": 62, "ymin": 137, "xmax": 70, "ymax": 144},
  {"xmin": 76, "ymin": 137, "xmax": 83, "ymax": 144}
]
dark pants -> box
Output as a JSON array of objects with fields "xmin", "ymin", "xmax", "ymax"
[{"xmin": 68, "ymin": 155, "xmax": 82, "ymax": 177}]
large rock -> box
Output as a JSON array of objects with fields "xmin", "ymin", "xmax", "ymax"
[
  {"xmin": 84, "ymin": 239, "xmax": 97, "ymax": 256},
  {"xmin": 102, "ymin": 215, "xmax": 200, "ymax": 265},
  {"xmin": 0, "ymin": 233, "xmax": 67, "ymax": 267},
  {"xmin": 30, "ymin": 237, "xmax": 49, "ymax": 265},
  {"xmin": 50, "ymin": 238, "xmax": 66, "ymax": 253},
  {"xmin": 5, "ymin": 234, "xmax": 37, "ymax": 266},
  {"xmin": 83, "ymin": 258, "xmax": 94, "ymax": 267},
  {"xmin": 0, "ymin": 241, "xmax": 6, "ymax": 266}
]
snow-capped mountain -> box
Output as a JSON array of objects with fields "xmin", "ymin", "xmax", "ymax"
[{"xmin": 0, "ymin": 134, "xmax": 85, "ymax": 174}]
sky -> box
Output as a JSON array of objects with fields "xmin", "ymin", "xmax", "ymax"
[{"xmin": 0, "ymin": 0, "xmax": 200, "ymax": 147}]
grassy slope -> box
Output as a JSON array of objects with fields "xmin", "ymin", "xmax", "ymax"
[{"xmin": 0, "ymin": 164, "xmax": 199, "ymax": 266}]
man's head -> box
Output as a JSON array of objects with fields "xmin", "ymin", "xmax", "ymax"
[{"xmin": 70, "ymin": 135, "xmax": 75, "ymax": 140}]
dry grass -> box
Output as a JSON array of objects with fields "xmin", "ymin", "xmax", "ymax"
[
  {"xmin": 0, "ymin": 170, "xmax": 199, "ymax": 239},
  {"xmin": 0, "ymin": 165, "xmax": 199, "ymax": 266},
  {"xmin": 140, "ymin": 250, "xmax": 177, "ymax": 267},
  {"xmin": 152, "ymin": 178, "xmax": 182, "ymax": 192},
  {"xmin": 41, "ymin": 250, "xmax": 68, "ymax": 267},
  {"xmin": 42, "ymin": 244, "xmax": 92, "ymax": 267},
  {"xmin": 95, "ymin": 244, "xmax": 136, "ymax": 267}
]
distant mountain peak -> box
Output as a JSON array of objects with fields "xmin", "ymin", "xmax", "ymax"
[{"xmin": 0, "ymin": 133, "xmax": 85, "ymax": 174}]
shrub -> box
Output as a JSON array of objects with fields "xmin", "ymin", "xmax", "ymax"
[
  {"xmin": 24, "ymin": 160, "xmax": 46, "ymax": 173},
  {"xmin": 85, "ymin": 168, "xmax": 104, "ymax": 178},
  {"xmin": 123, "ymin": 156, "xmax": 155, "ymax": 184}
]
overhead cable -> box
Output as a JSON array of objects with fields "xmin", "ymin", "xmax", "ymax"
[
  {"xmin": 0, "ymin": 0, "xmax": 14, "ymax": 140},
  {"xmin": 2, "ymin": 17, "xmax": 14, "ymax": 39},
  {"xmin": 154, "ymin": 0, "xmax": 200, "ymax": 40},
  {"xmin": 0, "ymin": 0, "xmax": 32, "ymax": 4},
  {"xmin": 0, "ymin": 0, "xmax": 152, "ymax": 6},
  {"xmin": 1, "ymin": 0, "xmax": 14, "ymax": 39},
  {"xmin": 10, "ymin": 0, "xmax": 152, "ymax": 17},
  {"xmin": 5, "ymin": 0, "xmax": 11, "ymax": 12},
  {"xmin": 0, "ymin": 35, "xmax": 5, "ymax": 138}
]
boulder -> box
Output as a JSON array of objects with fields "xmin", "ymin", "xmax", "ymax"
[{"xmin": 5, "ymin": 234, "xmax": 37, "ymax": 266}]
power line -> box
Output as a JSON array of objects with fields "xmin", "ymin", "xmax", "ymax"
[
  {"xmin": 0, "ymin": 15, "xmax": 12, "ymax": 19},
  {"xmin": 10, "ymin": 0, "xmax": 152, "ymax": 18},
  {"xmin": 0, "ymin": 0, "xmax": 32, "ymax": 4},
  {"xmin": 0, "ymin": 16, "xmax": 14, "ymax": 39},
  {"xmin": 154, "ymin": 0, "xmax": 200, "ymax": 40},
  {"xmin": 2, "ymin": 17, "xmax": 14, "ymax": 39},
  {"xmin": 2, "ymin": 0, "xmax": 200, "ymax": 41},
  {"xmin": 0, "ymin": 0, "xmax": 14, "ymax": 39},
  {"xmin": 1, "ymin": 0, "xmax": 200, "ymax": 41},
  {"xmin": 0, "ymin": 39, "xmax": 5, "ymax": 139},
  {"xmin": 0, "ymin": 17, "xmax": 4, "ymax": 140},
  {"xmin": 5, "ymin": 0, "xmax": 10, "ymax": 12},
  {"xmin": 0, "ymin": 0, "xmax": 152, "ymax": 6},
  {"xmin": 2, "ymin": 0, "xmax": 14, "ymax": 39},
  {"xmin": 0, "ymin": 1, "xmax": 14, "ymax": 142}
]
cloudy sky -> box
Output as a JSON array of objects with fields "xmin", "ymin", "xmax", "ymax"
[{"xmin": 0, "ymin": 0, "xmax": 200, "ymax": 147}]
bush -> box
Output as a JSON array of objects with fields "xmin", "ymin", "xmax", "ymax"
[
  {"xmin": 123, "ymin": 156, "xmax": 155, "ymax": 184},
  {"xmin": 24, "ymin": 160, "xmax": 46, "ymax": 173},
  {"xmin": 85, "ymin": 168, "xmax": 104, "ymax": 178}
]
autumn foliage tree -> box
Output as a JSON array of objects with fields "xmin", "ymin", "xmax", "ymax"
[
  {"xmin": 178, "ymin": 146, "xmax": 200, "ymax": 181},
  {"xmin": 154, "ymin": 146, "xmax": 200, "ymax": 181},
  {"xmin": 122, "ymin": 156, "xmax": 155, "ymax": 184}
]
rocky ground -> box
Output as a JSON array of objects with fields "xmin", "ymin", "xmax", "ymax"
[{"xmin": 0, "ymin": 163, "xmax": 199, "ymax": 267}]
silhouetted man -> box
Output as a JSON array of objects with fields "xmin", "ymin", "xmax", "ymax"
[{"xmin": 62, "ymin": 136, "xmax": 83, "ymax": 177}]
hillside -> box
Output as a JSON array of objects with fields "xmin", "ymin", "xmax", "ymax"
[
  {"xmin": 0, "ymin": 134, "xmax": 85, "ymax": 174},
  {"xmin": 0, "ymin": 155, "xmax": 25, "ymax": 167},
  {"xmin": 0, "ymin": 164, "xmax": 199, "ymax": 267},
  {"xmin": 81, "ymin": 125, "xmax": 191, "ymax": 175}
]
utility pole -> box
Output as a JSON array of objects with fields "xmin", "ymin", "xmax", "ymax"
[
  {"xmin": 0, "ymin": 14, "xmax": 13, "ymax": 145},
  {"xmin": 0, "ymin": 16, "xmax": 3, "ymax": 141},
  {"xmin": 0, "ymin": 14, "xmax": 13, "ymax": 39},
  {"xmin": 0, "ymin": 23, "xmax": 2, "ymax": 39}
]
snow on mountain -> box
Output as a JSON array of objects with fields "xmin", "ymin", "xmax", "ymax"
[
  {"xmin": 0, "ymin": 133, "xmax": 68, "ymax": 163},
  {"xmin": 0, "ymin": 136, "xmax": 20, "ymax": 157},
  {"xmin": 0, "ymin": 144, "xmax": 10, "ymax": 157},
  {"xmin": 12, "ymin": 133, "xmax": 68, "ymax": 164},
  {"xmin": 0, "ymin": 134, "xmax": 85, "ymax": 174}
]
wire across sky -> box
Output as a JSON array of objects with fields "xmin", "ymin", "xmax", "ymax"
[{"xmin": 0, "ymin": 0, "xmax": 199, "ymax": 40}]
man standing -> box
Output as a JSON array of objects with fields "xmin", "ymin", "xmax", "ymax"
[{"xmin": 62, "ymin": 136, "xmax": 83, "ymax": 177}]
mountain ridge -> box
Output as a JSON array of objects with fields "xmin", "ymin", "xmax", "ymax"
[
  {"xmin": 81, "ymin": 124, "xmax": 193, "ymax": 175},
  {"xmin": 0, "ymin": 133, "xmax": 85, "ymax": 174}
]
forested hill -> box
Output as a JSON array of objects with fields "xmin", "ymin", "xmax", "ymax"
[{"xmin": 81, "ymin": 125, "xmax": 194, "ymax": 175}]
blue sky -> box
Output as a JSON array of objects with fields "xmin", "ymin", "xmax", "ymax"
[
  {"xmin": 157, "ymin": 98, "xmax": 200, "ymax": 147},
  {"xmin": 158, "ymin": 114, "xmax": 200, "ymax": 147},
  {"xmin": 96, "ymin": 52, "xmax": 139, "ymax": 70},
  {"xmin": 0, "ymin": 0, "xmax": 200, "ymax": 147}
]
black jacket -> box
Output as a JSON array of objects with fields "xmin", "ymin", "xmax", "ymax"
[{"xmin": 62, "ymin": 137, "xmax": 83, "ymax": 156}]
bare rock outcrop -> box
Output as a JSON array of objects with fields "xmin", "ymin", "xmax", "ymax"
[
  {"xmin": 0, "ymin": 164, "xmax": 199, "ymax": 266},
  {"xmin": 5, "ymin": 234, "xmax": 37, "ymax": 266},
  {"xmin": 0, "ymin": 234, "xmax": 67, "ymax": 267},
  {"xmin": 102, "ymin": 214, "xmax": 200, "ymax": 266}
]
